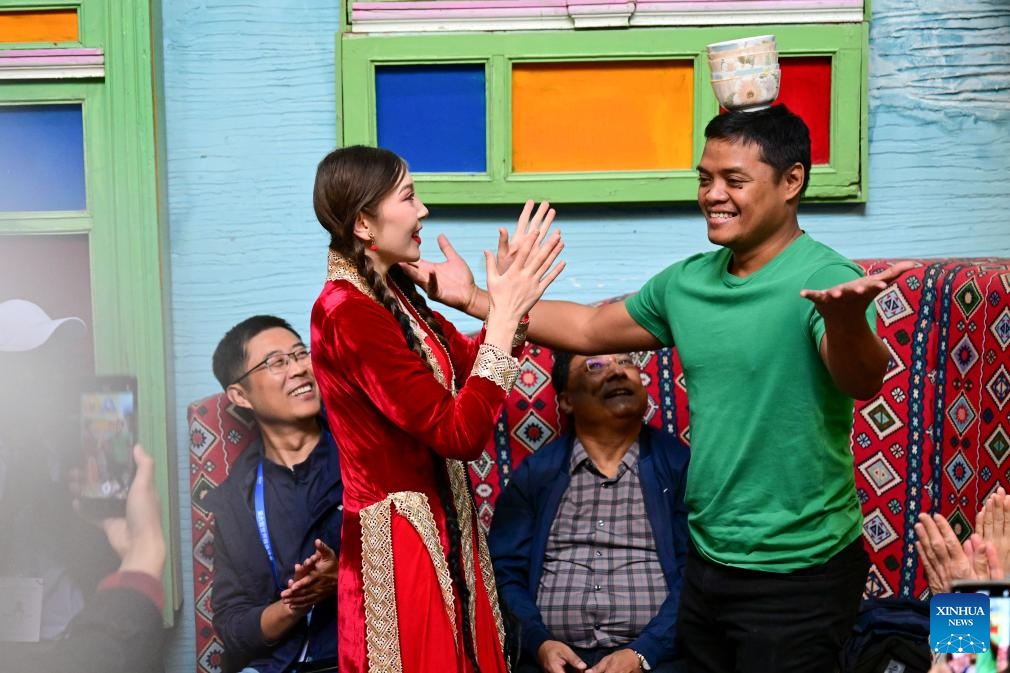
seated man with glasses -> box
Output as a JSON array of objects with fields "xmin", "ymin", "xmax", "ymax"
[
  {"xmin": 489, "ymin": 352, "xmax": 690, "ymax": 673},
  {"xmin": 208, "ymin": 315, "xmax": 342, "ymax": 673}
]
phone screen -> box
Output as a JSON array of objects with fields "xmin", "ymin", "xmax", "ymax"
[
  {"xmin": 951, "ymin": 581, "xmax": 1010, "ymax": 672},
  {"xmin": 79, "ymin": 378, "xmax": 136, "ymax": 503},
  {"xmin": 994, "ymin": 591, "xmax": 1009, "ymax": 671}
]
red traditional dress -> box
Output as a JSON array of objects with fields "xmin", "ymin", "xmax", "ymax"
[{"xmin": 310, "ymin": 252, "xmax": 519, "ymax": 673}]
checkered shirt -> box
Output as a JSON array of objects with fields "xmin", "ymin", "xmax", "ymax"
[{"xmin": 537, "ymin": 439, "xmax": 667, "ymax": 648}]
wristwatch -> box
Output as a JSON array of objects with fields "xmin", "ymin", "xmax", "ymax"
[{"xmin": 630, "ymin": 649, "xmax": 651, "ymax": 671}]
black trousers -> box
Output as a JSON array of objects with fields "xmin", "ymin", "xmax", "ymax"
[{"xmin": 676, "ymin": 538, "xmax": 869, "ymax": 673}]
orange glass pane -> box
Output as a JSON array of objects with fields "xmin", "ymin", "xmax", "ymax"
[
  {"xmin": 0, "ymin": 9, "xmax": 78, "ymax": 43},
  {"xmin": 512, "ymin": 61, "xmax": 694, "ymax": 172}
]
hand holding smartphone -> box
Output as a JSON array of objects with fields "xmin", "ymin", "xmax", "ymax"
[{"xmin": 75, "ymin": 375, "xmax": 137, "ymax": 518}]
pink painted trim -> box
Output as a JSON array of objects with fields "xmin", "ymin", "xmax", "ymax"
[
  {"xmin": 567, "ymin": 3, "xmax": 635, "ymax": 13},
  {"xmin": 0, "ymin": 47, "xmax": 103, "ymax": 57},
  {"xmin": 349, "ymin": 0, "xmax": 862, "ymax": 24},
  {"xmin": 354, "ymin": 7, "xmax": 569, "ymax": 17},
  {"xmin": 634, "ymin": 0, "xmax": 860, "ymax": 7},
  {"xmin": 354, "ymin": 0, "xmax": 566, "ymax": 9},
  {"xmin": 0, "ymin": 55, "xmax": 103, "ymax": 66},
  {"xmin": 352, "ymin": 0, "xmax": 860, "ymax": 8}
]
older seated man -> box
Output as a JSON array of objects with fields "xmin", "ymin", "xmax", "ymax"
[
  {"xmin": 489, "ymin": 351, "xmax": 689, "ymax": 673},
  {"xmin": 208, "ymin": 315, "xmax": 342, "ymax": 673}
]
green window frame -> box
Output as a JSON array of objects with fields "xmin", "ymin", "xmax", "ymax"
[
  {"xmin": 339, "ymin": 23, "xmax": 868, "ymax": 204},
  {"xmin": 0, "ymin": 0, "xmax": 176, "ymax": 622}
]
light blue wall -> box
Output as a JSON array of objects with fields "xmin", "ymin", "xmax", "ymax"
[{"xmin": 161, "ymin": 0, "xmax": 1010, "ymax": 669}]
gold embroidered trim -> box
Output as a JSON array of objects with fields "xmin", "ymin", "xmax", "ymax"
[
  {"xmin": 512, "ymin": 319, "xmax": 529, "ymax": 350},
  {"xmin": 482, "ymin": 315, "xmax": 529, "ymax": 351},
  {"xmin": 446, "ymin": 459, "xmax": 508, "ymax": 665},
  {"xmin": 475, "ymin": 506, "xmax": 508, "ymax": 663},
  {"xmin": 325, "ymin": 250, "xmax": 375, "ymax": 299},
  {"xmin": 408, "ymin": 308, "xmax": 449, "ymax": 390},
  {"xmin": 360, "ymin": 491, "xmax": 460, "ymax": 673},
  {"xmin": 393, "ymin": 287, "xmax": 457, "ymax": 395},
  {"xmin": 359, "ymin": 496, "xmax": 400, "ymax": 673},
  {"xmin": 447, "ymin": 459, "xmax": 479, "ymax": 655},
  {"xmin": 390, "ymin": 492, "xmax": 459, "ymax": 646},
  {"xmin": 471, "ymin": 343, "xmax": 519, "ymax": 392}
]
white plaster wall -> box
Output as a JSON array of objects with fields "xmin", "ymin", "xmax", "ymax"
[{"xmin": 161, "ymin": 0, "xmax": 1010, "ymax": 670}]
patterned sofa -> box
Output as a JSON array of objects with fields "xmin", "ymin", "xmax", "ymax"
[{"xmin": 187, "ymin": 258, "xmax": 1010, "ymax": 673}]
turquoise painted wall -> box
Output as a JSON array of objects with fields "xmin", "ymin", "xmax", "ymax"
[{"xmin": 161, "ymin": 0, "xmax": 1009, "ymax": 669}]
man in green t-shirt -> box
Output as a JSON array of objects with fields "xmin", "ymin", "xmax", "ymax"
[{"xmin": 407, "ymin": 105, "xmax": 913, "ymax": 672}]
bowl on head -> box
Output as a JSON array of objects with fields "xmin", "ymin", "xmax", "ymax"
[
  {"xmin": 706, "ymin": 34, "xmax": 776, "ymax": 54},
  {"xmin": 707, "ymin": 35, "xmax": 780, "ymax": 111},
  {"xmin": 708, "ymin": 48, "xmax": 778, "ymax": 75},
  {"xmin": 709, "ymin": 65, "xmax": 781, "ymax": 111}
]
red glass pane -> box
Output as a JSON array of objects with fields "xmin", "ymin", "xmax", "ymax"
[{"xmin": 776, "ymin": 57, "xmax": 833, "ymax": 165}]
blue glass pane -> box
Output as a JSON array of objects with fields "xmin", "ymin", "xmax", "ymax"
[
  {"xmin": 0, "ymin": 104, "xmax": 86, "ymax": 211},
  {"xmin": 375, "ymin": 64, "xmax": 486, "ymax": 173}
]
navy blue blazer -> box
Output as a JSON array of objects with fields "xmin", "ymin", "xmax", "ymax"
[{"xmin": 488, "ymin": 424, "xmax": 689, "ymax": 666}]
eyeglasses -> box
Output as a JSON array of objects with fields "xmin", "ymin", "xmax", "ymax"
[
  {"xmin": 232, "ymin": 348, "xmax": 311, "ymax": 384},
  {"xmin": 583, "ymin": 355, "xmax": 637, "ymax": 376}
]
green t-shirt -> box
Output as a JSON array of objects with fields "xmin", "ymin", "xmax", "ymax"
[{"xmin": 625, "ymin": 234, "xmax": 870, "ymax": 571}]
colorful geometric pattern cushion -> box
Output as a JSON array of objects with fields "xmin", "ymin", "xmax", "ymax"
[
  {"xmin": 188, "ymin": 394, "xmax": 260, "ymax": 673},
  {"xmin": 188, "ymin": 258, "xmax": 1010, "ymax": 673},
  {"xmin": 850, "ymin": 259, "xmax": 1010, "ymax": 599}
]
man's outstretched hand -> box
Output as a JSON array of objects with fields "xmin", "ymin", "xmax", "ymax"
[
  {"xmin": 800, "ymin": 260, "xmax": 916, "ymax": 320},
  {"xmin": 400, "ymin": 233, "xmax": 477, "ymax": 312}
]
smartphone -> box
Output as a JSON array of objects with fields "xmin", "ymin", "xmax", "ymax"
[
  {"xmin": 76, "ymin": 375, "xmax": 137, "ymax": 517},
  {"xmin": 951, "ymin": 580, "xmax": 1010, "ymax": 671}
]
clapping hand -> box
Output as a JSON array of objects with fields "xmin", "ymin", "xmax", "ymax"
[
  {"xmin": 494, "ymin": 200, "xmax": 557, "ymax": 275},
  {"xmin": 484, "ymin": 207, "xmax": 564, "ymax": 325},
  {"xmin": 915, "ymin": 512, "xmax": 1003, "ymax": 594},
  {"xmin": 279, "ymin": 539, "xmax": 338, "ymax": 612}
]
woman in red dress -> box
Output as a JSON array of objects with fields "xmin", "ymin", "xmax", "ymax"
[{"xmin": 307, "ymin": 146, "xmax": 563, "ymax": 673}]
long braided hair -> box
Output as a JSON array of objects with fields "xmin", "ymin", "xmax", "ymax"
[{"xmin": 313, "ymin": 145, "xmax": 483, "ymax": 672}]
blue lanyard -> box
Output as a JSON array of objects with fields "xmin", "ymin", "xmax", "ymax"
[
  {"xmin": 254, "ymin": 460, "xmax": 283, "ymax": 591},
  {"xmin": 255, "ymin": 458, "xmax": 315, "ymax": 664}
]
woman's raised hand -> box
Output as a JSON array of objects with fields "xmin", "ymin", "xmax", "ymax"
[
  {"xmin": 495, "ymin": 200, "xmax": 557, "ymax": 275},
  {"xmin": 484, "ymin": 216, "xmax": 564, "ymax": 334}
]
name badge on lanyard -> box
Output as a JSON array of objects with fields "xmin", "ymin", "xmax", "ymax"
[{"xmin": 255, "ymin": 460, "xmax": 314, "ymax": 663}]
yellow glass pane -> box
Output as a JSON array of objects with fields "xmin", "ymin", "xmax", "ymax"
[
  {"xmin": 0, "ymin": 9, "xmax": 79, "ymax": 43},
  {"xmin": 512, "ymin": 61, "xmax": 694, "ymax": 172}
]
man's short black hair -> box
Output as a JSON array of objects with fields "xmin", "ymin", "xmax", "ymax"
[
  {"xmin": 212, "ymin": 315, "xmax": 302, "ymax": 389},
  {"xmin": 551, "ymin": 350, "xmax": 576, "ymax": 398},
  {"xmin": 704, "ymin": 104, "xmax": 812, "ymax": 197}
]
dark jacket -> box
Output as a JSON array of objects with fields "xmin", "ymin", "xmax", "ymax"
[
  {"xmin": 488, "ymin": 425, "xmax": 689, "ymax": 666},
  {"xmin": 207, "ymin": 424, "xmax": 343, "ymax": 673}
]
